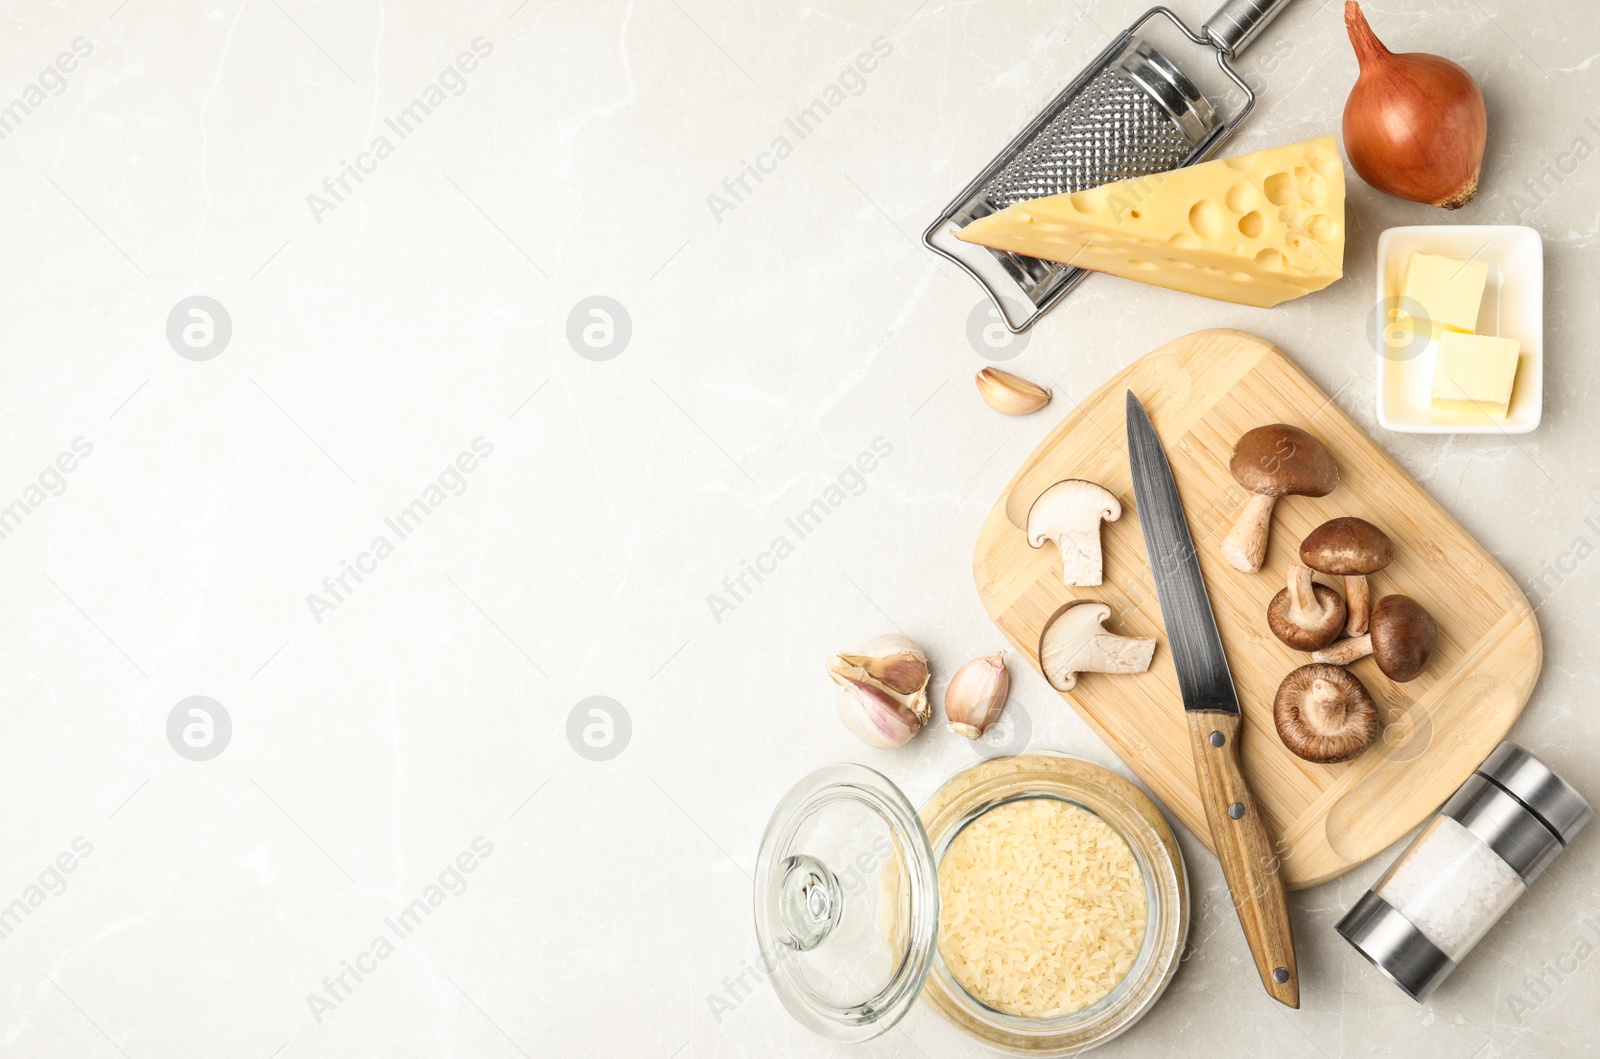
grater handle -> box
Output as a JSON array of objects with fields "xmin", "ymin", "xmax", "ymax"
[{"xmin": 1202, "ymin": 0, "xmax": 1293, "ymax": 56}]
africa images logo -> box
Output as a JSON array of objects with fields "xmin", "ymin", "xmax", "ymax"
[
  {"xmin": 0, "ymin": 36, "xmax": 94, "ymax": 142},
  {"xmin": 305, "ymin": 438, "xmax": 494, "ymax": 624},
  {"xmin": 305, "ymin": 37, "xmax": 494, "ymax": 223}
]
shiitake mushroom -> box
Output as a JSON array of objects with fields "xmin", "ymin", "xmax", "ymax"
[
  {"xmin": 1313, "ymin": 594, "xmax": 1438, "ymax": 681},
  {"xmin": 1273, "ymin": 663, "xmax": 1380, "ymax": 763},
  {"xmin": 1221, "ymin": 426, "xmax": 1341, "ymax": 573},
  {"xmin": 1300, "ymin": 517, "xmax": 1395, "ymax": 636}
]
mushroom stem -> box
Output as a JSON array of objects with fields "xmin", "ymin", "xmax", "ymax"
[
  {"xmin": 1304, "ymin": 676, "xmax": 1350, "ymax": 729},
  {"xmin": 1344, "ymin": 574, "xmax": 1371, "ymax": 635},
  {"xmin": 1284, "ymin": 566, "xmax": 1324, "ymax": 626},
  {"xmin": 1221, "ymin": 493, "xmax": 1278, "ymax": 573},
  {"xmin": 1313, "ymin": 634, "xmax": 1373, "ymax": 666}
]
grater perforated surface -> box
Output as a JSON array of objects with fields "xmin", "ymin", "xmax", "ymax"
[{"xmin": 982, "ymin": 66, "xmax": 1199, "ymax": 209}]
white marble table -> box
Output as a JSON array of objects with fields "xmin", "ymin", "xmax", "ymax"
[{"xmin": 2, "ymin": 0, "xmax": 1596, "ymax": 1055}]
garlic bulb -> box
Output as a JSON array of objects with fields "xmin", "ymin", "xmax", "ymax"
[
  {"xmin": 944, "ymin": 651, "xmax": 1010, "ymax": 739},
  {"xmin": 826, "ymin": 634, "xmax": 931, "ymax": 748}
]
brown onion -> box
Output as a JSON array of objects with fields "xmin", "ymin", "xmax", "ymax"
[{"xmin": 1342, "ymin": 1, "xmax": 1487, "ymax": 209}]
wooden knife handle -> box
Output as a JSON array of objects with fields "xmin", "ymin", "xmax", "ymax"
[{"xmin": 1187, "ymin": 710, "xmax": 1299, "ymax": 1008}]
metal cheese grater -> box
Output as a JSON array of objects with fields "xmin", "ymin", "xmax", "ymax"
[{"xmin": 925, "ymin": 1, "xmax": 1295, "ymax": 333}]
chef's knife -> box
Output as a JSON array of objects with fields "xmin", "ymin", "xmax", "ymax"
[{"xmin": 1125, "ymin": 391, "xmax": 1299, "ymax": 1009}]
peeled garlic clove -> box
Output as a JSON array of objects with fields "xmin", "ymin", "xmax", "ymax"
[
  {"xmin": 836, "ymin": 679, "xmax": 923, "ymax": 749},
  {"xmin": 976, "ymin": 367, "xmax": 1051, "ymax": 416},
  {"xmin": 944, "ymin": 651, "xmax": 1010, "ymax": 739}
]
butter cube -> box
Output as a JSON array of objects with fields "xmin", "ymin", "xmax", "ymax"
[
  {"xmin": 1431, "ymin": 332, "xmax": 1520, "ymax": 418},
  {"xmin": 1401, "ymin": 251, "xmax": 1488, "ymax": 333}
]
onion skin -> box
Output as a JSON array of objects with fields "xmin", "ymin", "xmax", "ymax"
[{"xmin": 1342, "ymin": 1, "xmax": 1487, "ymax": 209}]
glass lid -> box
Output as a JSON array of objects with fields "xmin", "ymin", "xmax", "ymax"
[{"xmin": 753, "ymin": 763, "xmax": 938, "ymax": 1043}]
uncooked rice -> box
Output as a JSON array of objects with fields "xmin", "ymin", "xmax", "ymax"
[{"xmin": 937, "ymin": 797, "xmax": 1147, "ymax": 1018}]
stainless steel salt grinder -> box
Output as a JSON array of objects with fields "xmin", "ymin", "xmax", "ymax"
[{"xmin": 1337, "ymin": 742, "xmax": 1591, "ymax": 1001}]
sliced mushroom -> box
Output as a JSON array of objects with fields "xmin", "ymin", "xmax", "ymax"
[
  {"xmin": 1267, "ymin": 566, "xmax": 1348, "ymax": 650},
  {"xmin": 1038, "ymin": 601, "xmax": 1155, "ymax": 692},
  {"xmin": 1274, "ymin": 663, "xmax": 1380, "ymax": 763},
  {"xmin": 1027, "ymin": 480, "xmax": 1121, "ymax": 587},
  {"xmin": 1300, "ymin": 517, "xmax": 1396, "ymax": 636},
  {"xmin": 1312, "ymin": 595, "xmax": 1437, "ymax": 681},
  {"xmin": 1220, "ymin": 425, "xmax": 1340, "ymax": 573}
]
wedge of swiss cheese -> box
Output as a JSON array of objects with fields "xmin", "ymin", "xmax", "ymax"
[{"xmin": 956, "ymin": 136, "xmax": 1345, "ymax": 308}]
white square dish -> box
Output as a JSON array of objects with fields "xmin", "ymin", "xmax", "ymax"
[{"xmin": 1374, "ymin": 225, "xmax": 1543, "ymax": 434}]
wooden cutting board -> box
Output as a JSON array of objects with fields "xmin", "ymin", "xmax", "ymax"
[{"xmin": 974, "ymin": 328, "xmax": 1541, "ymax": 889}]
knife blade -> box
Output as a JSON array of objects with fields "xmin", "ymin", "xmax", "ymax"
[
  {"xmin": 1124, "ymin": 396, "xmax": 1240, "ymax": 716},
  {"xmin": 1125, "ymin": 390, "xmax": 1299, "ymax": 1009}
]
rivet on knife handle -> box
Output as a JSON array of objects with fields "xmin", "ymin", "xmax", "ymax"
[{"xmin": 1187, "ymin": 711, "xmax": 1299, "ymax": 1008}]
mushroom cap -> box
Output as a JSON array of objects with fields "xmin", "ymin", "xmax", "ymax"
[
  {"xmin": 1267, "ymin": 582, "xmax": 1348, "ymax": 651},
  {"xmin": 1299, "ymin": 517, "xmax": 1396, "ymax": 575},
  {"xmin": 1369, "ymin": 595, "xmax": 1437, "ymax": 681},
  {"xmin": 1273, "ymin": 663, "xmax": 1380, "ymax": 763},
  {"xmin": 1025, "ymin": 479, "xmax": 1121, "ymax": 549},
  {"xmin": 1229, "ymin": 425, "xmax": 1340, "ymax": 497}
]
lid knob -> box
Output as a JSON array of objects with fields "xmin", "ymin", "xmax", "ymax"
[{"xmin": 780, "ymin": 854, "xmax": 843, "ymax": 952}]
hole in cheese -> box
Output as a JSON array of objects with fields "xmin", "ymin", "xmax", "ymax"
[
  {"xmin": 1255, "ymin": 248, "xmax": 1289, "ymax": 271},
  {"xmin": 1296, "ymin": 167, "xmax": 1324, "ymax": 203},
  {"xmin": 1189, "ymin": 200, "xmax": 1223, "ymax": 238},
  {"xmin": 1239, "ymin": 211, "xmax": 1264, "ymax": 238},
  {"xmin": 1225, "ymin": 184, "xmax": 1256, "ymax": 213},
  {"xmin": 1264, "ymin": 172, "xmax": 1294, "ymax": 205}
]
